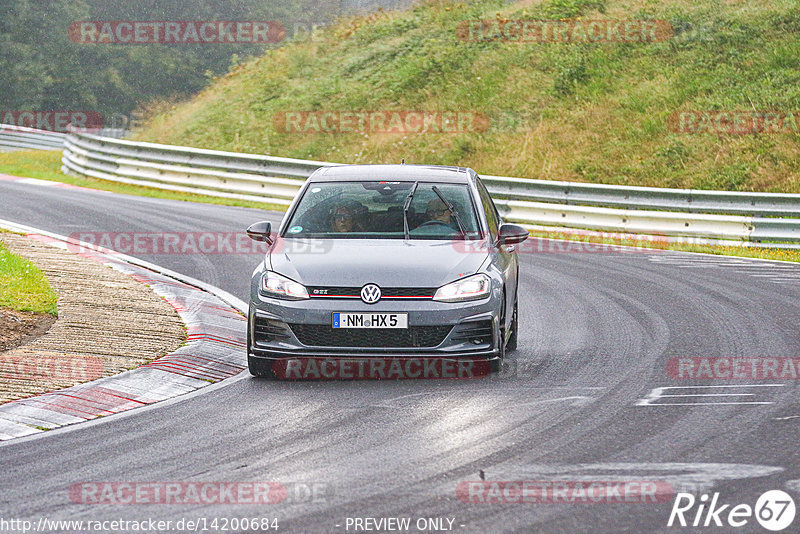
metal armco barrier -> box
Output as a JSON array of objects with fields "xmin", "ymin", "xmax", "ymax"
[
  {"xmin": 61, "ymin": 131, "xmax": 323, "ymax": 205},
  {"xmin": 58, "ymin": 130, "xmax": 800, "ymax": 243},
  {"xmin": 0, "ymin": 124, "xmax": 66, "ymax": 151},
  {"xmin": 482, "ymin": 174, "xmax": 800, "ymax": 217},
  {"xmin": 0, "ymin": 123, "xmax": 127, "ymax": 152}
]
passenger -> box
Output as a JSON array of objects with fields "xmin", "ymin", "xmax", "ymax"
[{"xmin": 330, "ymin": 205, "xmax": 355, "ymax": 232}]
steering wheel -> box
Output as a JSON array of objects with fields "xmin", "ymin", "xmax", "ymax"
[{"xmin": 418, "ymin": 220, "xmax": 452, "ymax": 228}]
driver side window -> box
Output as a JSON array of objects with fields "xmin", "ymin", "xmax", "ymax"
[{"xmin": 476, "ymin": 178, "xmax": 499, "ymax": 238}]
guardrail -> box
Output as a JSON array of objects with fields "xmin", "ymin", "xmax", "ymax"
[
  {"xmin": 482, "ymin": 175, "xmax": 800, "ymax": 217},
  {"xmin": 0, "ymin": 124, "xmax": 128, "ymax": 152},
  {"xmin": 59, "ymin": 130, "xmax": 800, "ymax": 244},
  {"xmin": 0, "ymin": 124, "xmax": 66, "ymax": 151},
  {"xmin": 61, "ymin": 131, "xmax": 326, "ymax": 205}
]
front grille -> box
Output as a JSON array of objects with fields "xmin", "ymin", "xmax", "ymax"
[
  {"xmin": 289, "ymin": 324, "xmax": 452, "ymax": 348},
  {"xmin": 308, "ymin": 287, "xmax": 435, "ymax": 299},
  {"xmin": 382, "ymin": 287, "xmax": 436, "ymax": 298},
  {"xmin": 450, "ymin": 320, "xmax": 493, "ymax": 345},
  {"xmin": 254, "ymin": 317, "xmax": 291, "ymax": 343}
]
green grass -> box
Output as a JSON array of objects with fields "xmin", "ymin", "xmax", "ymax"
[
  {"xmin": 134, "ymin": 0, "xmax": 800, "ymax": 193},
  {"xmin": 0, "ymin": 150, "xmax": 286, "ymax": 212},
  {"xmin": 0, "ymin": 241, "xmax": 59, "ymax": 316}
]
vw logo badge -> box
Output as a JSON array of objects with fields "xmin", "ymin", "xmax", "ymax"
[{"xmin": 360, "ymin": 284, "xmax": 381, "ymax": 304}]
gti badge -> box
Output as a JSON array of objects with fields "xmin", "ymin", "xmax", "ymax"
[{"xmin": 360, "ymin": 284, "xmax": 381, "ymax": 304}]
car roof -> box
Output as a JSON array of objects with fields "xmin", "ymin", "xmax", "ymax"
[{"xmin": 308, "ymin": 164, "xmax": 474, "ymax": 183}]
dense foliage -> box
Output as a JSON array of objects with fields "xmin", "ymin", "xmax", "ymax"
[{"xmin": 0, "ymin": 0, "xmax": 364, "ymax": 123}]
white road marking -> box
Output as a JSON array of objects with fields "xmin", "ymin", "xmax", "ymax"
[
  {"xmin": 673, "ymin": 264, "xmax": 728, "ymax": 268},
  {"xmin": 371, "ymin": 390, "xmax": 602, "ymax": 409},
  {"xmin": 16, "ymin": 178, "xmax": 57, "ymax": 186},
  {"xmin": 637, "ymin": 384, "xmax": 784, "ymax": 406},
  {"xmin": 658, "ymin": 393, "xmax": 757, "ymax": 397},
  {"xmin": 647, "ymin": 254, "xmax": 800, "ymax": 286},
  {"xmin": 733, "ymin": 265, "xmax": 799, "ymax": 270}
]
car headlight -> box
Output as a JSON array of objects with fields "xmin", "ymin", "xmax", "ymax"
[
  {"xmin": 260, "ymin": 271, "xmax": 309, "ymax": 300},
  {"xmin": 433, "ymin": 273, "xmax": 491, "ymax": 302}
]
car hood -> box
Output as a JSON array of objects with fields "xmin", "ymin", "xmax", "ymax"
[{"xmin": 268, "ymin": 238, "xmax": 488, "ymax": 287}]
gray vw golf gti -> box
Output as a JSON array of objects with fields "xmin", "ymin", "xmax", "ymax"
[{"xmin": 245, "ymin": 164, "xmax": 528, "ymax": 378}]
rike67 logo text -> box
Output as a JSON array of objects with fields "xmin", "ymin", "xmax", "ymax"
[{"xmin": 668, "ymin": 490, "xmax": 795, "ymax": 531}]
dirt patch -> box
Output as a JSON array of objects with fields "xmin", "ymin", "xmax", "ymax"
[{"xmin": 0, "ymin": 307, "xmax": 56, "ymax": 353}]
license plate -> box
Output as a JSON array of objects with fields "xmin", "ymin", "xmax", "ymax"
[{"xmin": 332, "ymin": 313, "xmax": 408, "ymax": 329}]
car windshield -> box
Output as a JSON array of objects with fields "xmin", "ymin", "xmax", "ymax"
[{"xmin": 283, "ymin": 181, "xmax": 482, "ymax": 240}]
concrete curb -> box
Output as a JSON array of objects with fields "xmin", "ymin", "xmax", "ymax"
[{"xmin": 0, "ymin": 219, "xmax": 248, "ymax": 441}]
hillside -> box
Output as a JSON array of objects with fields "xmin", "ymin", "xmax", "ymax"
[{"xmin": 134, "ymin": 0, "xmax": 800, "ymax": 192}]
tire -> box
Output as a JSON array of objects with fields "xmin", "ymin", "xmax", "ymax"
[{"xmin": 506, "ymin": 297, "xmax": 518, "ymax": 352}]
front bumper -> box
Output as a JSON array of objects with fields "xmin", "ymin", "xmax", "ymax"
[{"xmin": 247, "ymin": 292, "xmax": 503, "ymax": 362}]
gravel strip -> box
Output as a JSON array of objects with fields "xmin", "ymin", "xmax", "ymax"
[{"xmin": 0, "ymin": 234, "xmax": 186, "ymax": 404}]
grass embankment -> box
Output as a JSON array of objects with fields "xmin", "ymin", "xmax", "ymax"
[
  {"xmin": 134, "ymin": 0, "xmax": 800, "ymax": 193},
  {"xmin": 0, "ymin": 150, "xmax": 282, "ymax": 211},
  {"xmin": 0, "ymin": 238, "xmax": 58, "ymax": 316}
]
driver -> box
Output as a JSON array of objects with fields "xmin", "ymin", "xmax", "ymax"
[{"xmin": 424, "ymin": 198, "xmax": 454, "ymax": 225}]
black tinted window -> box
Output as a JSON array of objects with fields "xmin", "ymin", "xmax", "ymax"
[
  {"xmin": 284, "ymin": 181, "xmax": 481, "ymax": 239},
  {"xmin": 476, "ymin": 178, "xmax": 499, "ymax": 237}
]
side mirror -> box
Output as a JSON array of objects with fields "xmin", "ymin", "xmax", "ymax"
[
  {"xmin": 246, "ymin": 221, "xmax": 273, "ymax": 243},
  {"xmin": 497, "ymin": 223, "xmax": 529, "ymax": 246}
]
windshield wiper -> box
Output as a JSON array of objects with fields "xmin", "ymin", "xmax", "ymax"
[
  {"xmin": 432, "ymin": 185, "xmax": 466, "ymax": 237},
  {"xmin": 403, "ymin": 181, "xmax": 418, "ymax": 240}
]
